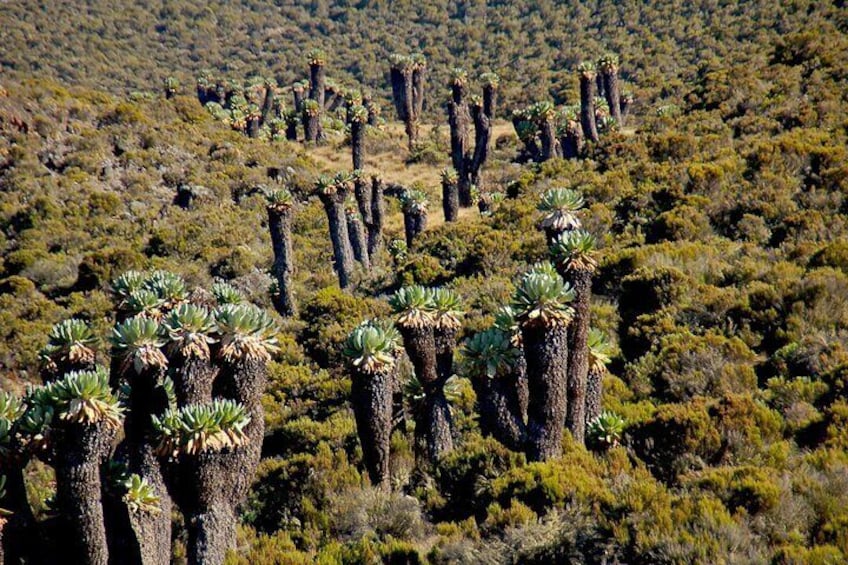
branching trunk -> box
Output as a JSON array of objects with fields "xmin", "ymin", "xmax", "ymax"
[
  {"xmin": 522, "ymin": 323, "xmax": 569, "ymax": 461},
  {"xmin": 561, "ymin": 122, "xmax": 584, "ymax": 159},
  {"xmin": 564, "ymin": 270, "xmax": 592, "ymax": 445},
  {"xmin": 580, "ymin": 75, "xmax": 600, "ymax": 143},
  {"xmin": 321, "ymin": 192, "xmax": 355, "ymax": 289},
  {"xmin": 268, "ymin": 206, "xmax": 297, "ymax": 317},
  {"xmin": 55, "ymin": 424, "xmax": 115, "ymax": 565},
  {"xmin": 447, "ymin": 83, "xmax": 473, "ymax": 207},
  {"xmin": 602, "ymin": 68, "xmax": 622, "ymax": 126},
  {"xmin": 538, "ymin": 117, "xmax": 561, "ymax": 161},
  {"xmin": 351, "ymin": 369, "xmax": 393, "ymax": 489},
  {"xmin": 347, "ymin": 210, "xmax": 371, "ymax": 271},
  {"xmin": 469, "ymin": 104, "xmax": 492, "ymax": 187},
  {"xmin": 472, "ymin": 370, "xmax": 527, "ymax": 452}
]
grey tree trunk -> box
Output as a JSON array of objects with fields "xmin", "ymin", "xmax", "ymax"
[
  {"xmin": 403, "ymin": 210, "xmax": 427, "ymax": 247},
  {"xmin": 522, "ymin": 323, "xmax": 569, "ymax": 461},
  {"xmin": 580, "ymin": 75, "xmax": 600, "ymax": 143},
  {"xmin": 368, "ymin": 177, "xmax": 385, "ymax": 257},
  {"xmin": 564, "ymin": 270, "xmax": 592, "ymax": 445},
  {"xmin": 309, "ymin": 63, "xmax": 325, "ymax": 140},
  {"xmin": 442, "ymin": 176, "xmax": 459, "ymax": 222},
  {"xmin": 351, "ymin": 369, "xmax": 393, "ymax": 489},
  {"xmin": 346, "ymin": 210, "xmax": 371, "ymax": 270},
  {"xmin": 321, "ymin": 193, "xmax": 355, "ymax": 289},
  {"xmin": 268, "ymin": 206, "xmax": 297, "ymax": 317},
  {"xmin": 472, "ymin": 370, "xmax": 527, "ymax": 452},
  {"xmin": 602, "ymin": 69, "xmax": 622, "ymax": 126},
  {"xmin": 585, "ymin": 367, "xmax": 604, "ymax": 428},
  {"xmin": 351, "ymin": 119, "xmax": 365, "ymax": 171}
]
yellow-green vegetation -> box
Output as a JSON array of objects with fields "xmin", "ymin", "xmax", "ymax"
[{"xmin": 1, "ymin": 0, "xmax": 848, "ymax": 562}]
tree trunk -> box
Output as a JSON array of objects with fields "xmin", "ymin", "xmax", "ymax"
[
  {"xmin": 351, "ymin": 369, "xmax": 393, "ymax": 489},
  {"xmin": 472, "ymin": 371, "xmax": 527, "ymax": 452},
  {"xmin": 268, "ymin": 206, "xmax": 297, "ymax": 317},
  {"xmin": 411, "ymin": 66, "xmax": 426, "ymax": 122},
  {"xmin": 127, "ymin": 446, "xmax": 172, "ymax": 565},
  {"xmin": 368, "ymin": 177, "xmax": 385, "ymax": 257},
  {"xmin": 561, "ymin": 122, "xmax": 584, "ymax": 159},
  {"xmin": 1, "ymin": 464, "xmax": 40, "ymax": 564},
  {"xmin": 538, "ymin": 118, "xmax": 560, "ymax": 161},
  {"xmin": 309, "ymin": 63, "xmax": 325, "ymax": 140},
  {"xmin": 564, "ymin": 270, "xmax": 592, "ymax": 445},
  {"xmin": 469, "ymin": 104, "xmax": 492, "ymax": 188},
  {"xmin": 403, "ymin": 210, "xmax": 427, "ymax": 247},
  {"xmin": 602, "ymin": 69, "xmax": 622, "ymax": 126},
  {"xmin": 260, "ymin": 87, "xmax": 275, "ymax": 126},
  {"xmin": 580, "ymin": 75, "xmax": 600, "ymax": 143},
  {"xmin": 55, "ymin": 424, "xmax": 115, "ymax": 565},
  {"xmin": 292, "ymin": 87, "xmax": 304, "ymax": 111},
  {"xmin": 351, "ymin": 119, "xmax": 365, "ymax": 171},
  {"xmin": 303, "ymin": 110, "xmax": 319, "ymax": 142},
  {"xmin": 187, "ymin": 506, "xmax": 236, "ymax": 565},
  {"xmin": 321, "ymin": 195, "xmax": 355, "ymax": 289},
  {"xmin": 285, "ymin": 116, "xmax": 299, "ymax": 141},
  {"xmin": 346, "ymin": 210, "xmax": 371, "ymax": 271},
  {"xmin": 620, "ymin": 97, "xmax": 632, "ymax": 125},
  {"xmin": 585, "ymin": 367, "xmax": 604, "ymax": 428},
  {"xmin": 522, "ymin": 323, "xmax": 569, "ymax": 461},
  {"xmin": 447, "ymin": 89, "xmax": 472, "ymax": 207},
  {"xmin": 247, "ymin": 117, "xmax": 260, "ymax": 138},
  {"xmin": 596, "ymin": 73, "xmax": 605, "ymax": 98},
  {"xmin": 442, "ymin": 176, "xmax": 459, "ymax": 222}
]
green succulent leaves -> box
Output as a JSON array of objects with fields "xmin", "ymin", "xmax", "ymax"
[
  {"xmin": 123, "ymin": 474, "xmax": 161, "ymax": 515},
  {"xmin": 390, "ymin": 286, "xmax": 436, "ymax": 329},
  {"xmin": 215, "ymin": 304, "xmax": 280, "ymax": 364},
  {"xmin": 35, "ymin": 368, "xmax": 123, "ymax": 429},
  {"xmin": 512, "ymin": 264, "xmax": 575, "ymax": 327},
  {"xmin": 153, "ymin": 399, "xmax": 250, "ymax": 456},
  {"xmin": 344, "ymin": 320, "xmax": 400, "ymax": 375},
  {"xmin": 111, "ymin": 316, "xmax": 168, "ymax": 374},
  {"xmin": 538, "ymin": 188, "xmax": 584, "ymax": 233},
  {"xmin": 550, "ymin": 229, "xmax": 598, "ymax": 273},
  {"xmin": 463, "ymin": 328, "xmax": 520, "ymax": 379}
]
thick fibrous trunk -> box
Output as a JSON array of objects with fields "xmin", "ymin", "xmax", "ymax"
[
  {"xmin": 55, "ymin": 424, "xmax": 115, "ymax": 565},
  {"xmin": 268, "ymin": 206, "xmax": 297, "ymax": 317},
  {"xmin": 346, "ymin": 211, "xmax": 371, "ymax": 270},
  {"xmin": 309, "ymin": 63, "xmax": 325, "ymax": 140},
  {"xmin": 351, "ymin": 369, "xmax": 393, "ymax": 489},
  {"xmin": 602, "ymin": 68, "xmax": 622, "ymax": 125},
  {"xmin": 522, "ymin": 323, "xmax": 569, "ymax": 461},
  {"xmin": 596, "ymin": 74, "xmax": 605, "ymax": 98},
  {"xmin": 367, "ymin": 177, "xmax": 385, "ymax": 257},
  {"xmin": 561, "ymin": 122, "xmax": 584, "ymax": 159},
  {"xmin": 188, "ymin": 507, "xmax": 236, "ymax": 565},
  {"xmin": 183, "ymin": 451, "xmax": 237, "ymax": 565},
  {"xmin": 292, "ymin": 87, "xmax": 304, "ymax": 111},
  {"xmin": 512, "ymin": 116, "xmax": 541, "ymax": 163},
  {"xmin": 260, "ymin": 87, "xmax": 275, "ymax": 126},
  {"xmin": 564, "ymin": 270, "xmax": 592, "ymax": 445},
  {"xmin": 470, "ymin": 104, "xmax": 492, "ymax": 188},
  {"xmin": 442, "ymin": 176, "xmax": 459, "ymax": 222},
  {"xmin": 247, "ymin": 117, "xmax": 260, "ymax": 138},
  {"xmin": 580, "ymin": 75, "xmax": 600, "ymax": 143},
  {"xmin": 351, "ymin": 120, "xmax": 365, "ymax": 171},
  {"xmin": 321, "ymin": 193, "xmax": 355, "ymax": 289},
  {"xmin": 448, "ymin": 92, "xmax": 472, "ymax": 207},
  {"xmin": 2, "ymin": 464, "xmax": 39, "ymax": 564},
  {"xmin": 303, "ymin": 110, "xmax": 319, "ymax": 142},
  {"xmin": 539, "ymin": 118, "xmax": 561, "ymax": 161},
  {"xmin": 412, "ymin": 67, "xmax": 426, "ymax": 123},
  {"xmin": 285, "ymin": 116, "xmax": 299, "ymax": 140},
  {"xmin": 472, "ymin": 371, "xmax": 527, "ymax": 452},
  {"xmin": 585, "ymin": 367, "xmax": 604, "ymax": 428},
  {"xmin": 399, "ymin": 325, "xmax": 453, "ymax": 463},
  {"xmin": 403, "ymin": 209, "xmax": 427, "ymax": 247},
  {"xmin": 173, "ymin": 356, "xmax": 217, "ymax": 406},
  {"xmin": 391, "ymin": 66, "xmax": 417, "ymax": 150},
  {"xmin": 127, "ymin": 447, "xmax": 172, "ymax": 565}
]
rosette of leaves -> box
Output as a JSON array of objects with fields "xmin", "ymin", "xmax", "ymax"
[
  {"xmin": 388, "ymin": 239, "xmax": 408, "ymax": 264},
  {"xmin": 389, "ymin": 53, "xmax": 412, "ymax": 70},
  {"xmin": 598, "ymin": 115, "xmax": 619, "ymax": 132},
  {"xmin": 39, "ymin": 368, "xmax": 123, "ymax": 429},
  {"xmin": 538, "ymin": 188, "xmax": 584, "ymax": 233},
  {"xmin": 306, "ymin": 48, "xmax": 326, "ymax": 66},
  {"xmin": 343, "ymin": 323, "xmax": 400, "ymax": 375},
  {"xmin": 303, "ymin": 99, "xmax": 320, "ymax": 117},
  {"xmin": 401, "ymin": 189, "xmax": 428, "ymax": 215},
  {"xmin": 588, "ymin": 329, "xmax": 614, "ymax": 374},
  {"xmin": 123, "ymin": 474, "xmax": 161, "ymax": 515},
  {"xmin": 211, "ymin": 282, "xmax": 245, "ymax": 305},
  {"xmin": 480, "ymin": 72, "xmax": 500, "ymax": 88},
  {"xmin": 577, "ymin": 60, "xmax": 597, "ymax": 78},
  {"xmin": 390, "ymin": 286, "xmax": 436, "ymax": 329},
  {"xmin": 124, "ymin": 289, "xmax": 166, "ymax": 320},
  {"xmin": 550, "ymin": 229, "xmax": 598, "ymax": 274},
  {"xmin": 152, "ymin": 399, "xmax": 250, "ymax": 456},
  {"xmin": 598, "ymin": 53, "xmax": 619, "ymax": 73},
  {"xmin": 163, "ymin": 304, "xmax": 216, "ymax": 361},
  {"xmin": 112, "ymin": 271, "xmax": 147, "ymax": 307},
  {"xmin": 529, "ymin": 101, "xmax": 556, "ymax": 124},
  {"xmin": 449, "ymin": 67, "xmax": 468, "ymax": 87},
  {"xmin": 511, "ymin": 266, "xmax": 575, "ymax": 327},
  {"xmin": 315, "ymin": 174, "xmax": 336, "ymax": 197},
  {"xmin": 39, "ymin": 319, "xmax": 97, "ymax": 372},
  {"xmin": 111, "ymin": 316, "xmax": 168, "ymax": 374},
  {"xmin": 440, "ymin": 167, "xmax": 458, "ymax": 185},
  {"xmin": 463, "ymin": 328, "xmax": 520, "ymax": 379},
  {"xmin": 214, "ymin": 304, "xmax": 279, "ymax": 364},
  {"xmin": 587, "ymin": 411, "xmax": 626, "ymax": 449},
  {"xmin": 145, "ymin": 271, "xmax": 189, "ymax": 309},
  {"xmin": 431, "ymin": 288, "xmax": 463, "ymax": 331},
  {"xmin": 348, "ymin": 104, "xmax": 368, "ymax": 123}
]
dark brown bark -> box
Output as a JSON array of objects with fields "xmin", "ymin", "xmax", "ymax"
[
  {"xmin": 246, "ymin": 116, "xmax": 260, "ymax": 138},
  {"xmin": 580, "ymin": 75, "xmax": 600, "ymax": 143},
  {"xmin": 285, "ymin": 115, "xmax": 299, "ymax": 140},
  {"xmin": 442, "ymin": 176, "xmax": 459, "ymax": 222},
  {"xmin": 602, "ymin": 68, "xmax": 622, "ymax": 126},
  {"xmin": 189, "ymin": 507, "xmax": 236, "ymax": 565},
  {"xmin": 522, "ymin": 322, "xmax": 569, "ymax": 461},
  {"xmin": 564, "ymin": 270, "xmax": 592, "ymax": 445},
  {"xmin": 447, "ymin": 92, "xmax": 473, "ymax": 208},
  {"xmin": 561, "ymin": 122, "xmax": 584, "ymax": 159},
  {"xmin": 472, "ymin": 371, "xmax": 527, "ymax": 452},
  {"xmin": 367, "ymin": 177, "xmax": 385, "ymax": 257},
  {"xmin": 585, "ymin": 367, "xmax": 604, "ymax": 428},
  {"xmin": 351, "ymin": 119, "xmax": 365, "ymax": 171},
  {"xmin": 292, "ymin": 86, "xmax": 304, "ymax": 111},
  {"xmin": 260, "ymin": 86, "xmax": 275, "ymax": 126},
  {"xmin": 350, "ymin": 368, "xmax": 393, "ymax": 489},
  {"xmin": 469, "ymin": 104, "xmax": 492, "ymax": 188},
  {"xmin": 173, "ymin": 355, "xmax": 217, "ymax": 406},
  {"xmin": 403, "ymin": 209, "xmax": 427, "ymax": 247},
  {"xmin": 55, "ymin": 423, "xmax": 116, "ymax": 565},
  {"xmin": 309, "ymin": 63, "xmax": 325, "ymax": 140},
  {"xmin": 538, "ymin": 118, "xmax": 561, "ymax": 161},
  {"xmin": 596, "ymin": 73, "xmax": 606, "ymax": 98},
  {"xmin": 182, "ymin": 450, "xmax": 238, "ymax": 565},
  {"xmin": 411, "ymin": 66, "xmax": 426, "ymax": 122},
  {"xmin": 268, "ymin": 206, "xmax": 297, "ymax": 317},
  {"xmin": 512, "ymin": 114, "xmax": 541, "ymax": 163},
  {"xmin": 303, "ymin": 108, "xmax": 319, "ymax": 142},
  {"xmin": 1, "ymin": 464, "xmax": 40, "ymax": 564},
  {"xmin": 127, "ymin": 446, "xmax": 172, "ymax": 565},
  {"xmin": 346, "ymin": 210, "xmax": 371, "ymax": 271},
  {"xmin": 320, "ymin": 191, "xmax": 355, "ymax": 289},
  {"xmin": 391, "ymin": 65, "xmax": 417, "ymax": 150}
]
